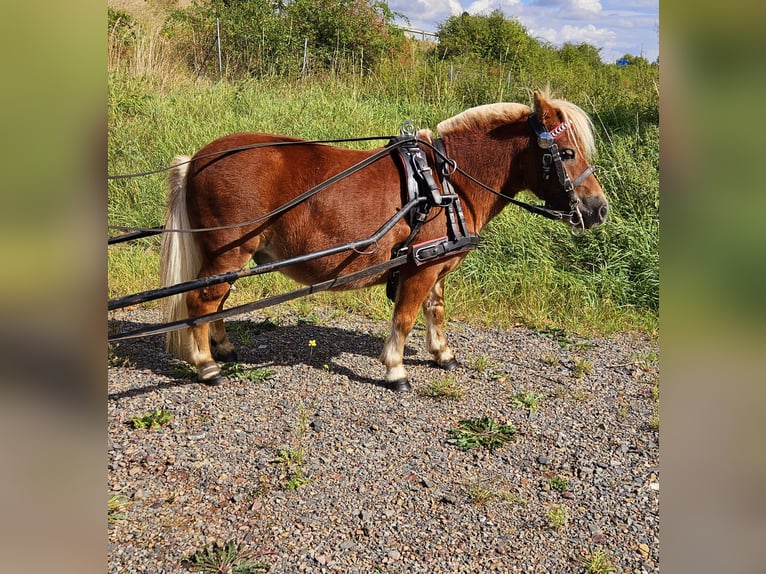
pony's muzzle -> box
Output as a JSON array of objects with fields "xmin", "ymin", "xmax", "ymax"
[{"xmin": 577, "ymin": 195, "xmax": 609, "ymax": 229}]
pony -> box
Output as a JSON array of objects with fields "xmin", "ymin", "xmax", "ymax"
[{"xmin": 159, "ymin": 90, "xmax": 608, "ymax": 390}]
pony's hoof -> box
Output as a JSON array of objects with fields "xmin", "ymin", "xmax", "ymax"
[
  {"xmin": 201, "ymin": 374, "xmax": 225, "ymax": 386},
  {"xmin": 198, "ymin": 363, "xmax": 223, "ymax": 386},
  {"xmin": 387, "ymin": 379, "xmax": 411, "ymax": 392},
  {"xmin": 213, "ymin": 348, "xmax": 238, "ymax": 363},
  {"xmin": 440, "ymin": 359, "xmax": 459, "ymax": 371}
]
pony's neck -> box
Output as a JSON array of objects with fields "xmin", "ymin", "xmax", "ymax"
[{"xmin": 440, "ymin": 128, "xmax": 531, "ymax": 232}]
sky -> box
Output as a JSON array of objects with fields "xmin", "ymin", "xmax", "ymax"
[{"xmin": 386, "ymin": 0, "xmax": 659, "ymax": 64}]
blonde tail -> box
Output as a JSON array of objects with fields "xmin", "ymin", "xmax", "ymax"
[{"xmin": 159, "ymin": 155, "xmax": 201, "ymax": 361}]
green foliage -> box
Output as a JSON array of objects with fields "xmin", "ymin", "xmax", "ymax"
[
  {"xmin": 437, "ymin": 10, "xmax": 535, "ymax": 66},
  {"xmin": 164, "ymin": 0, "xmax": 403, "ymax": 78},
  {"xmin": 287, "ymin": 0, "xmax": 404, "ymax": 72},
  {"xmin": 108, "ymin": 7, "xmax": 138, "ymax": 49},
  {"xmin": 108, "ymin": 494, "xmax": 131, "ymax": 522},
  {"xmin": 131, "ymin": 408, "xmax": 173, "ymax": 429},
  {"xmin": 222, "ymin": 364, "xmax": 276, "ymax": 384},
  {"xmin": 581, "ymin": 546, "xmax": 617, "ymax": 574},
  {"xmin": 448, "ymin": 417, "xmax": 517, "ymax": 452},
  {"xmin": 509, "ymin": 391, "xmax": 544, "ymax": 412},
  {"xmin": 548, "ymin": 475, "xmax": 570, "ymax": 492},
  {"xmin": 185, "ymin": 540, "xmax": 270, "ymax": 573},
  {"xmin": 418, "ymin": 375, "xmax": 463, "ymax": 400},
  {"xmin": 547, "ymin": 504, "xmax": 569, "ymax": 530}
]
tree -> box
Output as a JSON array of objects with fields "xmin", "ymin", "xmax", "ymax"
[{"xmin": 436, "ymin": 10, "xmax": 536, "ymax": 65}]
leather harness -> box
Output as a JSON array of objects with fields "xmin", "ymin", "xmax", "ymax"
[{"xmin": 385, "ymin": 135, "xmax": 480, "ymax": 301}]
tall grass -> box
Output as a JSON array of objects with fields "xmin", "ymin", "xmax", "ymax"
[{"xmin": 108, "ymin": 30, "xmax": 658, "ymax": 336}]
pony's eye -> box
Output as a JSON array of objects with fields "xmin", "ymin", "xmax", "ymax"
[{"xmin": 560, "ymin": 148, "xmax": 576, "ymax": 161}]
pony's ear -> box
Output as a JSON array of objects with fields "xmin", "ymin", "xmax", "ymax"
[{"xmin": 533, "ymin": 91, "xmax": 555, "ymax": 123}]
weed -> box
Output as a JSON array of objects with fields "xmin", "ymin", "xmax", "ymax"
[
  {"xmin": 547, "ymin": 504, "xmax": 569, "ymax": 530},
  {"xmin": 418, "ymin": 376, "xmax": 463, "ymax": 400},
  {"xmin": 276, "ymin": 448, "xmax": 309, "ymax": 490},
  {"xmin": 185, "ymin": 540, "xmax": 270, "ymax": 573},
  {"xmin": 572, "ymin": 357, "xmax": 592, "ymax": 379},
  {"xmin": 131, "ymin": 408, "xmax": 173, "ymax": 429},
  {"xmin": 448, "ymin": 417, "xmax": 516, "ymax": 452},
  {"xmin": 275, "ymin": 403, "xmax": 311, "ymax": 490},
  {"xmin": 581, "ymin": 546, "xmax": 616, "ymax": 573},
  {"xmin": 535, "ymin": 327, "xmax": 573, "ymax": 349},
  {"xmin": 166, "ymin": 361, "xmax": 196, "ymax": 378},
  {"xmin": 469, "ymin": 354, "xmax": 493, "ymax": 373},
  {"xmin": 509, "ymin": 391, "xmax": 544, "ymax": 412},
  {"xmin": 228, "ymin": 323, "xmax": 255, "ymax": 346},
  {"xmin": 632, "ymin": 348, "xmax": 659, "ymax": 369},
  {"xmin": 108, "ymin": 494, "xmax": 131, "ymax": 522},
  {"xmin": 108, "ymin": 344, "xmax": 133, "ymax": 368},
  {"xmin": 223, "ymin": 363, "xmax": 275, "ymax": 384},
  {"xmin": 571, "ymin": 389, "xmax": 592, "ymax": 402},
  {"xmin": 541, "ymin": 353, "xmax": 560, "ymax": 367},
  {"xmin": 467, "ymin": 485, "xmax": 496, "ymax": 505},
  {"xmin": 467, "ymin": 479, "xmax": 527, "ymax": 506},
  {"xmin": 307, "ymin": 339, "xmax": 317, "ymax": 363},
  {"xmin": 548, "ymin": 475, "xmax": 569, "ymax": 492}
]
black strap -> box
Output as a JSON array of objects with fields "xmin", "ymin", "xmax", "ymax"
[{"xmin": 109, "ymin": 250, "xmax": 411, "ymax": 341}]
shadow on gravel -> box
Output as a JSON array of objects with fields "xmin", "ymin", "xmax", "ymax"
[{"xmin": 108, "ymin": 317, "xmax": 427, "ymax": 399}]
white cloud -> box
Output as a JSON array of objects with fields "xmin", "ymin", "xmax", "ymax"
[
  {"xmin": 536, "ymin": 23, "xmax": 617, "ymax": 53},
  {"xmin": 466, "ymin": 0, "xmax": 521, "ymax": 14},
  {"xmin": 570, "ymin": 0, "xmax": 602, "ymax": 16}
]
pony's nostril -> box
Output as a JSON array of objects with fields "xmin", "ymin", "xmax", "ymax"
[{"xmin": 598, "ymin": 204, "xmax": 609, "ymax": 221}]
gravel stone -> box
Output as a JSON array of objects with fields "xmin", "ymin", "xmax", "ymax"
[{"xmin": 108, "ymin": 306, "xmax": 659, "ymax": 573}]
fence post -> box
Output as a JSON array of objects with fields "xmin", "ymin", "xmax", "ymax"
[{"xmin": 216, "ymin": 18, "xmax": 222, "ymax": 80}]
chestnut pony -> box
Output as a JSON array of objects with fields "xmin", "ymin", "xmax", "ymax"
[{"xmin": 160, "ymin": 90, "xmax": 608, "ymax": 390}]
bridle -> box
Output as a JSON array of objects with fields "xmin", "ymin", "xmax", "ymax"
[{"xmin": 527, "ymin": 113, "xmax": 596, "ymax": 232}]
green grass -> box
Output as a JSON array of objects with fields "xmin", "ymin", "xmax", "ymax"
[
  {"xmin": 417, "ymin": 375, "xmax": 464, "ymax": 400},
  {"xmin": 108, "ymin": 494, "xmax": 131, "ymax": 523},
  {"xmin": 108, "ymin": 44, "xmax": 658, "ymax": 338},
  {"xmin": 448, "ymin": 417, "xmax": 517, "ymax": 452},
  {"xmin": 581, "ymin": 546, "xmax": 617, "ymax": 574},
  {"xmin": 184, "ymin": 540, "xmax": 270, "ymax": 573},
  {"xmin": 222, "ymin": 363, "xmax": 276, "ymax": 384}
]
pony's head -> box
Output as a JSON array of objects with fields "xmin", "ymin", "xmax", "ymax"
[{"xmin": 529, "ymin": 90, "xmax": 608, "ymax": 230}]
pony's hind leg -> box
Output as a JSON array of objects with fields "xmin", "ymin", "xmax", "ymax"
[
  {"xmin": 209, "ymin": 286, "xmax": 237, "ymax": 362},
  {"xmin": 422, "ymin": 276, "xmax": 458, "ymax": 370}
]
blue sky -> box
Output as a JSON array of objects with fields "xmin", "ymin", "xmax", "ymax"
[{"xmin": 387, "ymin": 0, "xmax": 659, "ymax": 64}]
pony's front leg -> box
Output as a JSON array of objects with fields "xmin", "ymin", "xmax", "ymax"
[
  {"xmin": 380, "ymin": 269, "xmax": 439, "ymax": 391},
  {"xmin": 422, "ymin": 276, "xmax": 458, "ymax": 370},
  {"xmin": 186, "ymin": 283, "xmax": 230, "ymax": 385}
]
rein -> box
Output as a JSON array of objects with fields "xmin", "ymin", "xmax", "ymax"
[
  {"xmin": 108, "ymin": 116, "xmax": 594, "ymax": 243},
  {"xmin": 108, "ymin": 136, "xmax": 407, "ymax": 244}
]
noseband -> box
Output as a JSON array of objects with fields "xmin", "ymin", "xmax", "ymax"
[{"xmin": 528, "ymin": 113, "xmax": 595, "ymax": 231}]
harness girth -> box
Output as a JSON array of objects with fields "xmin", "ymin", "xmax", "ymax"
[{"xmin": 385, "ymin": 137, "xmax": 480, "ymax": 301}]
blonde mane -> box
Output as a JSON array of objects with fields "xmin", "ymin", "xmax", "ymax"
[
  {"xmin": 437, "ymin": 90, "xmax": 596, "ymax": 158},
  {"xmin": 436, "ymin": 102, "xmax": 531, "ymax": 136}
]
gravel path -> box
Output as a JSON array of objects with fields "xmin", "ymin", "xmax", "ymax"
[{"xmin": 108, "ymin": 306, "xmax": 658, "ymax": 573}]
